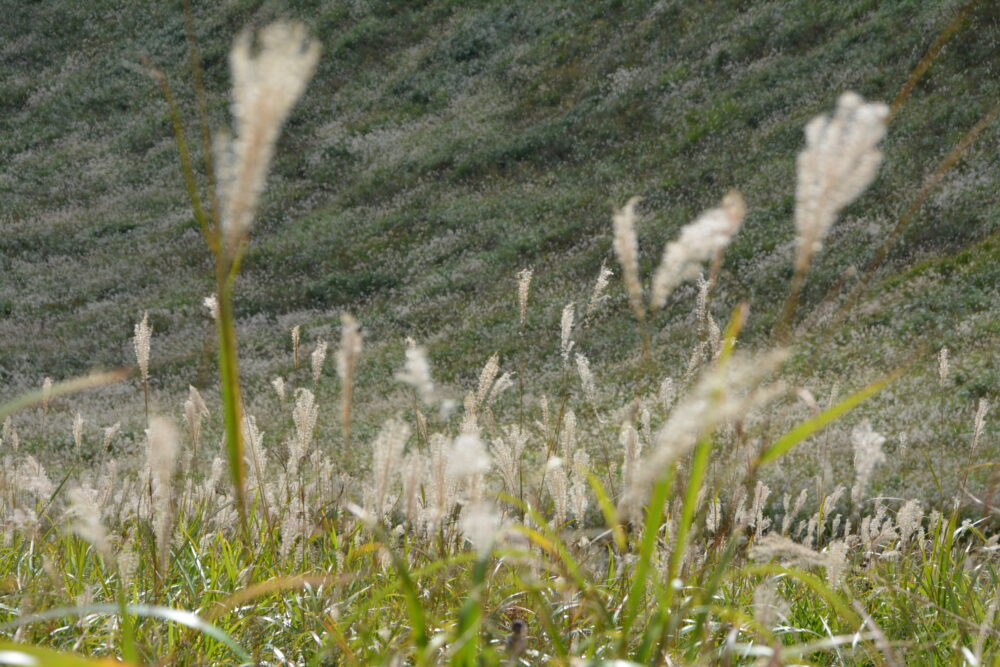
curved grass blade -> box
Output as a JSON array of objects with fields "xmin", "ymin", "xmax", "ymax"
[
  {"xmin": 756, "ymin": 364, "xmax": 905, "ymax": 466},
  {"xmin": 0, "ymin": 642, "xmax": 128, "ymax": 667},
  {"xmin": 0, "ymin": 604, "xmax": 250, "ymax": 663},
  {"xmin": 0, "ymin": 370, "xmax": 129, "ymax": 422}
]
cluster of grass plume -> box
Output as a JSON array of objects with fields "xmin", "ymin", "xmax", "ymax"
[{"xmin": 0, "ymin": 5, "xmax": 997, "ymax": 667}]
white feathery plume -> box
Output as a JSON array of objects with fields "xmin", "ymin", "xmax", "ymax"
[
  {"xmin": 272, "ymin": 376, "xmax": 286, "ymax": 404},
  {"xmin": 575, "ymin": 353, "xmax": 597, "ymax": 404},
  {"xmin": 101, "ymin": 422, "xmax": 120, "ymax": 452},
  {"xmin": 459, "ymin": 501, "xmax": 501, "ymax": 557},
  {"xmin": 203, "ymin": 295, "xmax": 219, "ymax": 321},
  {"xmin": 365, "ymin": 419, "xmax": 410, "ymax": 519},
  {"xmin": 218, "ymin": 22, "xmax": 319, "ymax": 255},
  {"xmin": 290, "ymin": 388, "xmax": 318, "ymax": 475},
  {"xmin": 560, "ymin": 303, "xmax": 575, "ymax": 364},
  {"xmin": 587, "ymin": 261, "xmax": 614, "ymax": 316},
  {"xmin": 794, "ymin": 92, "xmax": 888, "ymax": 271},
  {"xmin": 146, "ymin": 417, "xmax": 179, "ymax": 575},
  {"xmin": 475, "ymin": 354, "xmax": 500, "ymax": 408},
  {"xmin": 972, "ymin": 398, "xmax": 988, "ymax": 452},
  {"xmin": 396, "ymin": 337, "xmax": 435, "ymax": 404},
  {"xmin": 487, "ymin": 372, "xmax": 514, "ymax": 404},
  {"xmin": 133, "ymin": 312, "xmax": 152, "ymax": 383},
  {"xmin": 184, "ymin": 386, "xmax": 209, "ymax": 453},
  {"xmin": 625, "ymin": 350, "xmax": 788, "ymax": 508},
  {"xmin": 650, "ymin": 191, "xmax": 745, "ymax": 311},
  {"xmin": 612, "ymin": 197, "xmax": 646, "ymax": 321},
  {"xmin": 64, "ymin": 486, "xmax": 111, "ymax": 558},
  {"xmin": 850, "ymin": 420, "xmax": 886, "ymax": 506},
  {"xmin": 311, "ymin": 339, "xmax": 328, "ymax": 384}
]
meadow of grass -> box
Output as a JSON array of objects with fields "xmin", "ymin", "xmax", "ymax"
[{"xmin": 0, "ymin": 0, "xmax": 998, "ymax": 665}]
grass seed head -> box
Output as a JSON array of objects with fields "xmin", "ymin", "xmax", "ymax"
[
  {"xmin": 794, "ymin": 92, "xmax": 888, "ymax": 271},
  {"xmin": 133, "ymin": 312, "xmax": 152, "ymax": 383},
  {"xmin": 220, "ymin": 22, "xmax": 319, "ymax": 255}
]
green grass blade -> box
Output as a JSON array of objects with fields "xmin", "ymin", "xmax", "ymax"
[
  {"xmin": 757, "ymin": 365, "xmax": 905, "ymax": 466},
  {"xmin": 0, "ymin": 604, "xmax": 250, "ymax": 663}
]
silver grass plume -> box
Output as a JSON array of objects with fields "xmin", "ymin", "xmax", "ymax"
[
  {"xmin": 546, "ymin": 457, "xmax": 569, "ymax": 526},
  {"xmin": 365, "ymin": 419, "xmax": 410, "ymax": 519},
  {"xmin": 612, "ymin": 197, "xmax": 646, "ymax": 322},
  {"xmin": 972, "ymin": 398, "xmax": 989, "ymax": 451},
  {"xmin": 587, "ymin": 261, "xmax": 614, "ymax": 316},
  {"xmin": 575, "ymin": 353, "xmax": 597, "ymax": 404},
  {"xmin": 290, "ymin": 388, "xmax": 318, "ymax": 476},
  {"xmin": 336, "ymin": 314, "xmax": 362, "ymax": 450},
  {"xmin": 624, "ymin": 350, "xmax": 788, "ymax": 509},
  {"xmin": 850, "ymin": 420, "xmax": 886, "ymax": 507},
  {"xmin": 272, "ymin": 377, "xmax": 286, "ymax": 406},
  {"xmin": 938, "ymin": 347, "xmax": 950, "ymax": 386},
  {"xmin": 794, "ymin": 92, "xmax": 888, "ymax": 272},
  {"xmin": 492, "ymin": 425, "xmax": 528, "ymax": 495},
  {"xmin": 396, "ymin": 337, "xmax": 435, "ymax": 404},
  {"xmin": 133, "ymin": 312, "xmax": 152, "ymax": 384},
  {"xmin": 218, "ymin": 22, "xmax": 319, "ymax": 256},
  {"xmin": 291, "ymin": 325, "xmax": 301, "ymax": 369},
  {"xmin": 203, "ymin": 295, "xmax": 219, "ymax": 321},
  {"xmin": 560, "ymin": 303, "xmax": 575, "ymax": 364},
  {"xmin": 618, "ymin": 422, "xmax": 642, "ymax": 504},
  {"xmin": 311, "ymin": 339, "xmax": 328, "ymax": 384},
  {"xmin": 102, "ymin": 422, "xmax": 120, "ymax": 453},
  {"xmin": 459, "ymin": 501, "xmax": 501, "ymax": 557},
  {"xmin": 147, "ymin": 417, "xmax": 179, "ymax": 577},
  {"xmin": 184, "ymin": 386, "xmax": 209, "ymax": 454},
  {"xmin": 650, "ymin": 191, "xmax": 745, "ymax": 311},
  {"xmin": 64, "ymin": 486, "xmax": 111, "ymax": 559},
  {"xmin": 475, "ymin": 354, "xmax": 500, "ymax": 408},
  {"xmin": 487, "ymin": 372, "xmax": 514, "ymax": 404}
]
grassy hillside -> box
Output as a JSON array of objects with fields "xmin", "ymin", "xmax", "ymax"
[
  {"xmin": 3, "ymin": 3, "xmax": 1000, "ymax": 664},
  {"xmin": 0, "ymin": 0, "xmax": 997, "ymax": 495}
]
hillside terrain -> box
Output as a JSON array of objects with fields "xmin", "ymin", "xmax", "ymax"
[{"xmin": 0, "ymin": 0, "xmax": 997, "ymax": 500}]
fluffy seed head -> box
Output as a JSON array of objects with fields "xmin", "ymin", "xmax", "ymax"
[
  {"xmin": 794, "ymin": 92, "xmax": 888, "ymax": 270},
  {"xmin": 972, "ymin": 398, "xmax": 989, "ymax": 451},
  {"xmin": 102, "ymin": 422, "xmax": 121, "ymax": 452},
  {"xmin": 203, "ymin": 295, "xmax": 219, "ymax": 321},
  {"xmin": 336, "ymin": 315, "xmax": 362, "ymax": 386},
  {"xmin": 475, "ymin": 354, "xmax": 500, "ymax": 408},
  {"xmin": 587, "ymin": 261, "xmax": 614, "ymax": 316},
  {"xmin": 184, "ymin": 386, "xmax": 209, "ymax": 453},
  {"xmin": 612, "ymin": 197, "xmax": 646, "ymax": 322},
  {"xmin": 938, "ymin": 347, "xmax": 950, "ymax": 386},
  {"xmin": 851, "ymin": 420, "xmax": 886, "ymax": 506},
  {"xmin": 65, "ymin": 486, "xmax": 111, "ymax": 558},
  {"xmin": 396, "ymin": 338, "xmax": 435, "ymax": 404},
  {"xmin": 650, "ymin": 191, "xmax": 745, "ymax": 311},
  {"xmin": 134, "ymin": 312, "xmax": 152, "ymax": 383},
  {"xmin": 272, "ymin": 376, "xmax": 286, "ymax": 403},
  {"xmin": 560, "ymin": 303, "xmax": 575, "ymax": 364},
  {"xmin": 311, "ymin": 339, "xmax": 328, "ymax": 384},
  {"xmin": 219, "ymin": 22, "xmax": 319, "ymax": 255},
  {"xmin": 575, "ymin": 353, "xmax": 597, "ymax": 404}
]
